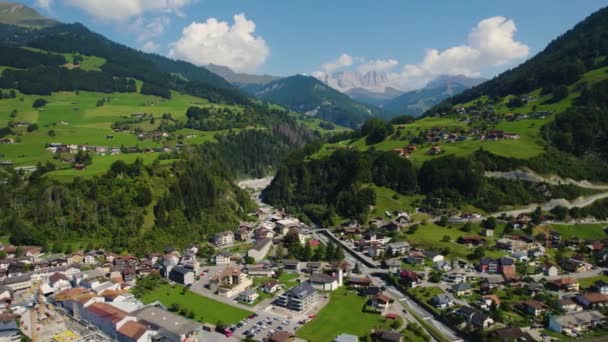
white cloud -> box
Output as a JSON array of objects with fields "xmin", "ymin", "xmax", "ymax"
[
  {"xmin": 62, "ymin": 0, "xmax": 194, "ymax": 21},
  {"xmin": 400, "ymin": 16, "xmax": 529, "ymax": 89},
  {"xmin": 313, "ymin": 16, "xmax": 529, "ymax": 91},
  {"xmin": 35, "ymin": 0, "xmax": 53, "ymax": 10},
  {"xmin": 320, "ymin": 53, "xmax": 354, "ymax": 73},
  {"xmin": 129, "ymin": 16, "xmax": 170, "ymax": 43},
  {"xmin": 141, "ymin": 41, "xmax": 160, "ymax": 52},
  {"xmin": 168, "ymin": 13, "xmax": 269, "ymax": 72},
  {"xmin": 356, "ymin": 59, "xmax": 399, "ymax": 74}
]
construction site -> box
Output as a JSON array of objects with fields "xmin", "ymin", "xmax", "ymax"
[{"xmin": 17, "ymin": 280, "xmax": 111, "ymax": 342}]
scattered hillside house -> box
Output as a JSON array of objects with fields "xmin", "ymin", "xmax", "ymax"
[
  {"xmin": 518, "ymin": 300, "xmax": 548, "ymax": 317},
  {"xmin": 248, "ymin": 238, "xmax": 273, "ymax": 262},
  {"xmin": 49, "ymin": 272, "xmax": 72, "ymax": 291},
  {"xmin": 238, "ymin": 289, "xmax": 259, "ymax": 304},
  {"xmin": 262, "ymin": 280, "xmax": 281, "ymax": 294},
  {"xmin": 135, "ymin": 306, "xmax": 202, "ymax": 342},
  {"xmin": 359, "ymin": 286, "xmax": 382, "ymax": 297},
  {"xmin": 478, "ymin": 258, "xmax": 498, "ymax": 274},
  {"xmin": 367, "ymin": 245, "xmax": 384, "ymax": 258},
  {"xmin": 558, "ymin": 298, "xmax": 583, "ymax": 312},
  {"xmin": 215, "ymin": 252, "xmax": 232, "ymax": 266},
  {"xmin": 593, "ymin": 280, "xmax": 608, "ymax": 295},
  {"xmin": 456, "ymin": 306, "xmax": 494, "ymax": 330},
  {"xmin": 562, "ymin": 259, "xmax": 590, "ymax": 273},
  {"xmin": 424, "ymin": 251, "xmax": 444, "ymax": 263},
  {"xmin": 237, "ymin": 222, "xmax": 256, "ymax": 241},
  {"xmin": 491, "ymin": 327, "xmax": 535, "ymax": 341},
  {"xmin": 309, "ymin": 270, "xmax": 342, "ymax": 291},
  {"xmin": 282, "ymin": 260, "xmax": 302, "ymax": 273},
  {"xmin": 169, "ymin": 266, "xmax": 194, "ymax": 286},
  {"xmin": 331, "ymin": 261, "xmax": 352, "ymax": 274},
  {"xmin": 347, "ymin": 277, "xmax": 373, "ymax": 288},
  {"xmin": 399, "ymin": 270, "xmax": 422, "ymax": 288},
  {"xmin": 442, "ymin": 273, "xmax": 467, "ymax": 284},
  {"xmin": 543, "ymin": 263, "xmax": 559, "ymax": 277},
  {"xmin": 209, "ymin": 266, "xmax": 253, "ymax": 298},
  {"xmin": 550, "ymin": 277, "xmax": 580, "ymax": 292},
  {"xmin": 434, "ymin": 260, "xmax": 452, "ymax": 272},
  {"xmin": 213, "ymin": 231, "xmax": 234, "ymax": 247},
  {"xmin": 385, "ymin": 242, "xmax": 410, "ymax": 255},
  {"xmin": 452, "ymin": 282, "xmax": 472, "ymax": 297},
  {"xmin": 385, "ymin": 259, "xmax": 401, "ymax": 272},
  {"xmin": 307, "ymin": 262, "xmax": 323, "ymax": 273},
  {"xmin": 480, "ymin": 294, "xmax": 501, "ymax": 310},
  {"xmin": 428, "ymin": 146, "xmax": 442, "ymax": 155},
  {"xmin": 575, "ymin": 292, "xmax": 608, "ymax": 309},
  {"xmin": 458, "ymin": 236, "xmax": 485, "ymax": 246},
  {"xmin": 548, "ymin": 310, "xmax": 605, "ymax": 336},
  {"xmin": 431, "ymin": 293, "xmax": 455, "ymax": 309},
  {"xmin": 406, "ymin": 251, "xmax": 425, "ymax": 264},
  {"xmin": 276, "ymin": 283, "xmax": 317, "ymax": 312},
  {"xmin": 0, "ymin": 286, "xmax": 11, "ymax": 302},
  {"xmin": 255, "ymin": 227, "xmax": 274, "ymax": 240},
  {"xmin": 369, "ymin": 293, "xmax": 391, "ymax": 312}
]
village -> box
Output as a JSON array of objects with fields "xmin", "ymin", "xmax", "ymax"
[{"xmin": 0, "ymin": 178, "xmax": 605, "ymax": 342}]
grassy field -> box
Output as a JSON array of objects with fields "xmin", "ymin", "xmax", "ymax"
[
  {"xmin": 297, "ymin": 288, "xmax": 393, "ymax": 341},
  {"xmin": 578, "ymin": 275, "xmax": 608, "ymax": 289},
  {"xmin": 538, "ymin": 223, "xmax": 608, "ymax": 240},
  {"xmin": 396, "ymin": 222, "xmax": 507, "ymax": 260},
  {"xmin": 138, "ymin": 283, "xmax": 252, "ymax": 325},
  {"xmin": 368, "ymin": 184, "xmax": 424, "ymax": 215}
]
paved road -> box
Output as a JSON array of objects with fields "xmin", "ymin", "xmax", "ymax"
[{"xmin": 486, "ymin": 171, "xmax": 608, "ymax": 190}]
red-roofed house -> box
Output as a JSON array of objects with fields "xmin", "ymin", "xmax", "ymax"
[
  {"xmin": 117, "ymin": 321, "xmax": 155, "ymax": 342},
  {"xmin": 400, "ymin": 270, "xmax": 422, "ymax": 288},
  {"xmin": 83, "ymin": 302, "xmax": 130, "ymax": 338}
]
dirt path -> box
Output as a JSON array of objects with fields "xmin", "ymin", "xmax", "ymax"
[{"xmin": 486, "ymin": 170, "xmax": 608, "ymax": 190}]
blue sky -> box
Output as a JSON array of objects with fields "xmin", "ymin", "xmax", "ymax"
[{"xmin": 25, "ymin": 0, "xmax": 608, "ymax": 87}]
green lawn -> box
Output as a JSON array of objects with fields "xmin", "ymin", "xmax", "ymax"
[
  {"xmin": 138, "ymin": 283, "xmax": 252, "ymax": 325},
  {"xmin": 297, "ymin": 288, "xmax": 392, "ymax": 341},
  {"xmin": 368, "ymin": 184, "xmax": 424, "ymax": 215},
  {"xmin": 278, "ymin": 273, "xmax": 300, "ymax": 288},
  {"xmin": 578, "ymin": 275, "xmax": 608, "ymax": 289},
  {"xmin": 407, "ymin": 287, "xmax": 444, "ymax": 314},
  {"xmin": 544, "ymin": 223, "xmax": 608, "ymax": 240}
]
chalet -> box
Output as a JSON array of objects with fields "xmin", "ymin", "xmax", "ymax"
[
  {"xmin": 562, "ymin": 259, "xmax": 590, "ymax": 273},
  {"xmin": 406, "ymin": 251, "xmax": 425, "ymax": 264},
  {"xmin": 309, "ymin": 271, "xmax": 341, "ymax": 291},
  {"xmin": 215, "ymin": 251, "xmax": 232, "ymax": 266},
  {"xmin": 456, "ymin": 306, "xmax": 494, "ymax": 330},
  {"xmin": 307, "ymin": 262, "xmax": 323, "ymax": 273},
  {"xmin": 431, "ymin": 293, "xmax": 454, "ymax": 309},
  {"xmin": 213, "ymin": 231, "xmax": 234, "ymax": 247},
  {"xmin": 359, "ymin": 286, "xmax": 382, "ymax": 297},
  {"xmin": 424, "ymin": 250, "xmax": 444, "ymax": 263},
  {"xmin": 518, "ymin": 300, "xmax": 547, "ymax": 317},
  {"xmin": 434, "ymin": 260, "xmax": 452, "ymax": 272},
  {"xmin": 238, "ymin": 289, "xmax": 259, "ymax": 304},
  {"xmin": 282, "ymin": 260, "xmax": 302, "ymax": 273},
  {"xmin": 481, "ymin": 294, "xmax": 500, "ymax": 309},
  {"xmin": 575, "ymin": 292, "xmax": 608, "ymax": 309},
  {"xmin": 347, "ymin": 277, "xmax": 373, "ymax": 288},
  {"xmin": 369, "ymin": 293, "xmax": 390, "ymax": 312},
  {"xmin": 549, "ymin": 310, "xmax": 605, "ymax": 336},
  {"xmin": 458, "ymin": 236, "xmax": 484, "ymax": 246},
  {"xmin": 558, "ymin": 298, "xmax": 582, "ymax": 312},
  {"xmin": 543, "ymin": 263, "xmax": 559, "ymax": 277},
  {"xmin": 428, "ymin": 146, "xmax": 442, "ymax": 155},
  {"xmin": 262, "ymin": 280, "xmax": 281, "ymax": 294},
  {"xmin": 593, "ymin": 280, "xmax": 608, "ymax": 295},
  {"xmin": 451, "ymin": 283, "xmax": 472, "ymax": 297},
  {"xmin": 169, "ymin": 266, "xmax": 194, "ymax": 286},
  {"xmin": 478, "ymin": 258, "xmax": 498, "ymax": 274},
  {"xmin": 384, "ymin": 259, "xmax": 401, "ymax": 273},
  {"xmin": 399, "ymin": 270, "xmax": 421, "ymax": 288},
  {"xmin": 550, "ymin": 277, "xmax": 580, "ymax": 292}
]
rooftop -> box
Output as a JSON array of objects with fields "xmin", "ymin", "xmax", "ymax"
[{"xmin": 135, "ymin": 306, "xmax": 202, "ymax": 336}]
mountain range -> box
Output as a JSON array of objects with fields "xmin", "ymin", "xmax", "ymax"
[{"xmin": 0, "ymin": 1, "xmax": 57, "ymax": 27}]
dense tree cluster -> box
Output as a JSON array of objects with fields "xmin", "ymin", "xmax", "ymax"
[
  {"xmin": 0, "ymin": 146, "xmax": 254, "ymax": 255},
  {"xmin": 185, "ymin": 104, "xmax": 293, "ymax": 131},
  {"xmin": 140, "ymin": 82, "xmax": 171, "ymax": 99},
  {"xmin": 262, "ymin": 149, "xmax": 417, "ymax": 224},
  {"xmin": 360, "ymin": 118, "xmax": 394, "ymax": 145},
  {"xmin": 0, "ymin": 45, "xmax": 66, "ymax": 68}
]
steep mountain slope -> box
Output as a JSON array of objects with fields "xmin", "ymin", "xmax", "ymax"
[
  {"xmin": 206, "ymin": 64, "xmax": 281, "ymax": 85},
  {"xmin": 250, "ymin": 75, "xmax": 381, "ymax": 128},
  {"xmin": 382, "ymin": 75, "xmax": 485, "ymax": 117},
  {"xmin": 0, "ymin": 1, "xmax": 58, "ymax": 28}
]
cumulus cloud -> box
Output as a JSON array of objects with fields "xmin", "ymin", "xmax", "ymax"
[
  {"xmin": 400, "ymin": 16, "xmax": 529, "ymax": 89},
  {"xmin": 169, "ymin": 13, "xmax": 269, "ymax": 72},
  {"xmin": 320, "ymin": 53, "xmax": 354, "ymax": 73},
  {"xmin": 62, "ymin": 0, "xmax": 194, "ymax": 21},
  {"xmin": 313, "ymin": 16, "xmax": 529, "ymax": 91}
]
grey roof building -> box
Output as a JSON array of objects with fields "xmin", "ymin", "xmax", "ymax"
[
  {"xmin": 135, "ymin": 306, "xmax": 202, "ymax": 342},
  {"xmin": 276, "ymin": 283, "xmax": 317, "ymax": 312}
]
